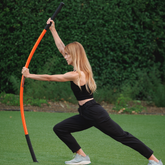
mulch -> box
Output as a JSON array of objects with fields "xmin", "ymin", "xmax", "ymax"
[{"xmin": 1, "ymin": 101, "xmax": 165, "ymax": 115}]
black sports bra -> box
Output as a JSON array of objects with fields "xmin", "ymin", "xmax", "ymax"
[{"xmin": 70, "ymin": 81, "xmax": 93, "ymax": 101}]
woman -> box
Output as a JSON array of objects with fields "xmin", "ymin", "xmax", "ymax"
[{"xmin": 22, "ymin": 18, "xmax": 163, "ymax": 165}]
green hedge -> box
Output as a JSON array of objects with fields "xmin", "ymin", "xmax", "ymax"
[{"xmin": 0, "ymin": 0, "xmax": 165, "ymax": 94}]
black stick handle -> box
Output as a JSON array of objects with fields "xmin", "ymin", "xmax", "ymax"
[
  {"xmin": 25, "ymin": 134, "xmax": 38, "ymax": 162},
  {"xmin": 44, "ymin": 2, "xmax": 64, "ymax": 30}
]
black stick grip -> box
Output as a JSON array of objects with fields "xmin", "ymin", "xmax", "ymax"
[
  {"xmin": 25, "ymin": 134, "xmax": 38, "ymax": 162},
  {"xmin": 44, "ymin": 2, "xmax": 64, "ymax": 30}
]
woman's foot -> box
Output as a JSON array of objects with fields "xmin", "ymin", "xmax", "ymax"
[
  {"xmin": 65, "ymin": 154, "xmax": 91, "ymax": 164},
  {"xmin": 148, "ymin": 160, "xmax": 163, "ymax": 165}
]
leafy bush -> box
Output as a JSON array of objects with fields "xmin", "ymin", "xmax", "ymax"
[
  {"xmin": 113, "ymin": 94, "xmax": 146, "ymax": 114},
  {"xmin": 0, "ymin": 92, "xmax": 49, "ymax": 107},
  {"xmin": 7, "ymin": 55, "xmax": 165, "ymax": 107},
  {"xmin": 94, "ymin": 85, "xmax": 119, "ymax": 104},
  {"xmin": 1, "ymin": 0, "xmax": 165, "ymax": 107},
  {"xmin": 119, "ymin": 68, "xmax": 165, "ymax": 107},
  {"xmin": 0, "ymin": 92, "xmax": 20, "ymax": 106},
  {"xmin": 150, "ymin": 83, "xmax": 165, "ymax": 107}
]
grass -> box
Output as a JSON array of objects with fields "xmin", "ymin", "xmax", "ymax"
[{"xmin": 0, "ymin": 111, "xmax": 164, "ymax": 165}]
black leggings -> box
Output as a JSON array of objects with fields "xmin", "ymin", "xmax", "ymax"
[{"xmin": 53, "ymin": 99, "xmax": 153, "ymax": 159}]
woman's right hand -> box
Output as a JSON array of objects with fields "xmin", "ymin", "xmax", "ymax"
[
  {"xmin": 21, "ymin": 67, "xmax": 30, "ymax": 78},
  {"xmin": 46, "ymin": 18, "xmax": 55, "ymax": 31}
]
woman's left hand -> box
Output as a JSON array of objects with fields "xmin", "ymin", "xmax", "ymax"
[{"xmin": 21, "ymin": 67, "xmax": 30, "ymax": 77}]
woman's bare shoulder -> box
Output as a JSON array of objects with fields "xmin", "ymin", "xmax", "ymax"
[{"xmin": 64, "ymin": 71, "xmax": 79, "ymax": 80}]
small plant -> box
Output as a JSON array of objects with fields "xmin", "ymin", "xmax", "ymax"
[
  {"xmin": 151, "ymin": 83, "xmax": 165, "ymax": 107},
  {"xmin": 94, "ymin": 85, "xmax": 119, "ymax": 104},
  {"xmin": 113, "ymin": 94, "xmax": 146, "ymax": 114},
  {"xmin": 9, "ymin": 75, "xmax": 20, "ymax": 95},
  {"xmin": 24, "ymin": 78, "xmax": 77, "ymax": 104},
  {"xmin": 24, "ymin": 97, "xmax": 49, "ymax": 107},
  {"xmin": 0, "ymin": 92, "xmax": 19, "ymax": 106},
  {"xmin": 0, "ymin": 92, "xmax": 49, "ymax": 107}
]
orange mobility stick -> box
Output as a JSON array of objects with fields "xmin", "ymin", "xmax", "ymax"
[{"xmin": 20, "ymin": 2, "xmax": 64, "ymax": 162}]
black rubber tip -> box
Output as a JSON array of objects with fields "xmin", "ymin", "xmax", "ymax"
[
  {"xmin": 25, "ymin": 134, "xmax": 38, "ymax": 162},
  {"xmin": 44, "ymin": 2, "xmax": 64, "ymax": 30}
]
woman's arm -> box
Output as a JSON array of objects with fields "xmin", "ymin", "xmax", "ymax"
[
  {"xmin": 47, "ymin": 18, "xmax": 65, "ymax": 57},
  {"xmin": 21, "ymin": 67, "xmax": 78, "ymax": 82}
]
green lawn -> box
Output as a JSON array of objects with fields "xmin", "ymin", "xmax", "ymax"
[{"xmin": 0, "ymin": 111, "xmax": 164, "ymax": 165}]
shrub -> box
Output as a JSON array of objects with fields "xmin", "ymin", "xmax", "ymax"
[
  {"xmin": 113, "ymin": 94, "xmax": 146, "ymax": 114},
  {"xmin": 0, "ymin": 92, "xmax": 49, "ymax": 107},
  {"xmin": 1, "ymin": 0, "xmax": 165, "ymax": 93},
  {"xmin": 151, "ymin": 83, "xmax": 165, "ymax": 107}
]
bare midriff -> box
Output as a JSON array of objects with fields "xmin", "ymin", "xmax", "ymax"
[{"xmin": 78, "ymin": 98, "xmax": 94, "ymax": 106}]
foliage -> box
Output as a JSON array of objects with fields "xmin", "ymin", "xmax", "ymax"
[
  {"xmin": 0, "ymin": 0, "xmax": 165, "ymax": 94},
  {"xmin": 24, "ymin": 97, "xmax": 49, "ymax": 107},
  {"xmin": 23, "ymin": 56, "xmax": 77, "ymax": 103},
  {"xmin": 0, "ymin": 92, "xmax": 49, "ymax": 107},
  {"xmin": 8, "ymin": 75, "xmax": 20, "ymax": 95},
  {"xmin": 94, "ymin": 85, "xmax": 119, "ymax": 104},
  {"xmin": 24, "ymin": 79, "xmax": 77, "ymax": 104},
  {"xmin": 0, "ymin": 92, "xmax": 20, "ymax": 106},
  {"xmin": 113, "ymin": 94, "xmax": 146, "ymax": 114},
  {"xmin": 151, "ymin": 83, "xmax": 165, "ymax": 107},
  {"xmin": 5, "ymin": 61, "xmax": 165, "ymax": 107},
  {"xmin": 119, "ymin": 68, "xmax": 165, "ymax": 107},
  {"xmin": 1, "ymin": 0, "xmax": 165, "ymax": 108}
]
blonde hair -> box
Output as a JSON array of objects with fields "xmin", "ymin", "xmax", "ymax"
[{"xmin": 64, "ymin": 42, "xmax": 96, "ymax": 93}]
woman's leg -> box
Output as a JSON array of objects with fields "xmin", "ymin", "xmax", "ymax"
[
  {"xmin": 149, "ymin": 155, "xmax": 159, "ymax": 162},
  {"xmin": 53, "ymin": 114, "xmax": 93, "ymax": 153},
  {"xmin": 96, "ymin": 118, "xmax": 154, "ymax": 159},
  {"xmin": 76, "ymin": 148, "xmax": 87, "ymax": 157},
  {"xmin": 89, "ymin": 104, "xmax": 154, "ymax": 159}
]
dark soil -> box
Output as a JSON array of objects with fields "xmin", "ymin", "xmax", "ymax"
[{"xmin": 1, "ymin": 101, "xmax": 165, "ymax": 115}]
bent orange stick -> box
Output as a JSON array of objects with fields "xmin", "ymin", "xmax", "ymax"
[
  {"xmin": 20, "ymin": 29, "xmax": 46, "ymax": 135},
  {"xmin": 19, "ymin": 2, "xmax": 64, "ymax": 162}
]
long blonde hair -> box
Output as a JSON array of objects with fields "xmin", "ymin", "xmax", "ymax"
[{"xmin": 64, "ymin": 42, "xmax": 96, "ymax": 93}]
